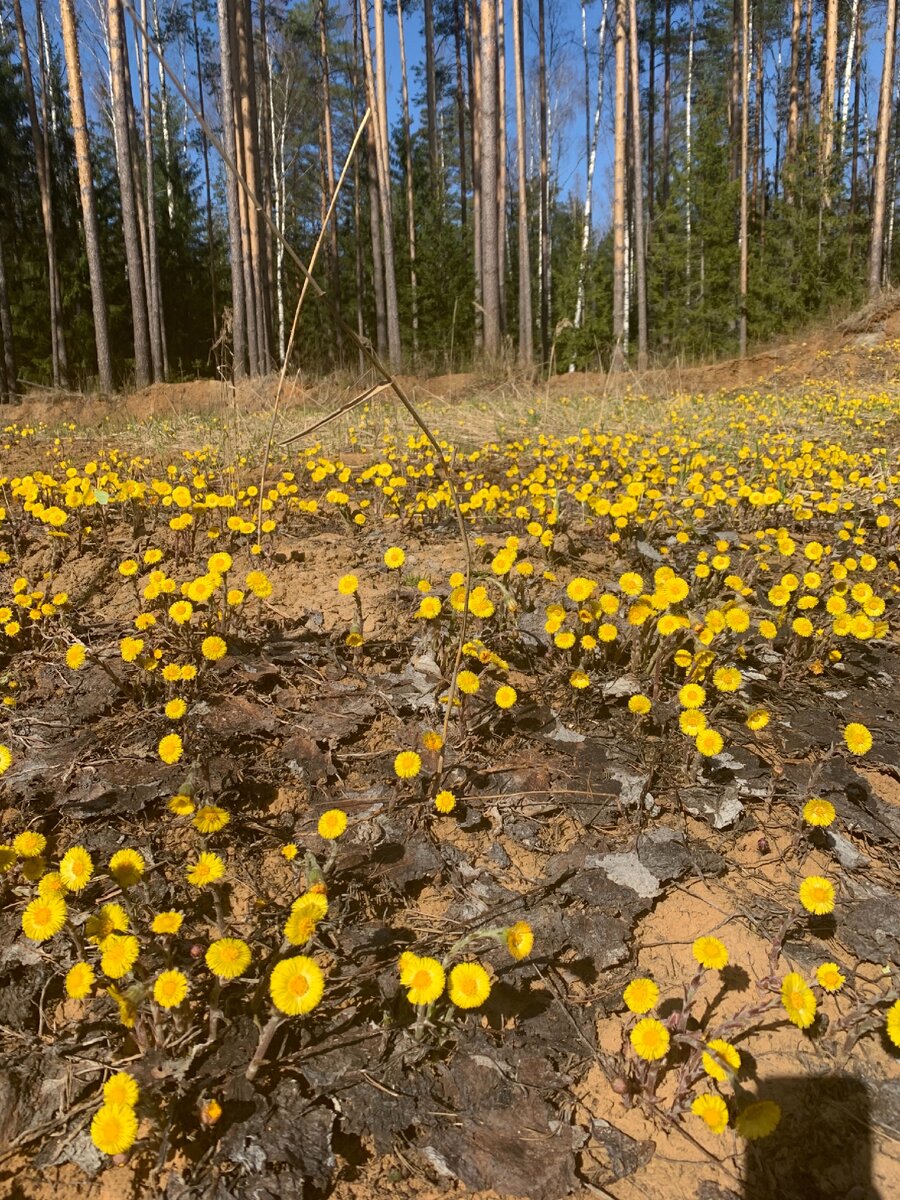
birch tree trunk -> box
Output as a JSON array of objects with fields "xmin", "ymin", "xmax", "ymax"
[
  {"xmin": 839, "ymin": 0, "xmax": 860, "ymax": 153},
  {"xmin": 60, "ymin": 0, "xmax": 113, "ymax": 392}
]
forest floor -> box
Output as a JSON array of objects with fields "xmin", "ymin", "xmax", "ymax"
[{"xmin": 1, "ymin": 323, "xmax": 899, "ymax": 1200}]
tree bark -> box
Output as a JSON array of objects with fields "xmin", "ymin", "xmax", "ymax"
[
  {"xmin": 424, "ymin": 0, "xmax": 439, "ymax": 187},
  {"xmin": 497, "ymin": 0, "xmax": 507, "ymax": 334},
  {"xmin": 60, "ymin": 0, "xmax": 113, "ymax": 392},
  {"xmin": 453, "ymin": 0, "xmax": 468, "ymax": 229},
  {"xmin": 0, "ymin": 232, "xmax": 16, "ymax": 401},
  {"xmin": 12, "ymin": 0, "xmax": 68, "ymax": 387},
  {"xmin": 627, "ymin": 0, "xmax": 647, "ymax": 368},
  {"xmin": 216, "ymin": 0, "xmax": 247, "ymax": 378},
  {"xmin": 108, "ymin": 0, "xmax": 151, "ymax": 389},
  {"xmin": 358, "ymin": 0, "xmax": 388, "ymax": 359},
  {"xmin": 479, "ymin": 0, "xmax": 500, "ymax": 356},
  {"xmin": 786, "ymin": 0, "xmax": 800, "ymax": 186},
  {"xmin": 739, "ymin": 0, "xmax": 749, "ymax": 355},
  {"xmin": 318, "ymin": 0, "xmax": 342, "ymax": 335},
  {"xmin": 612, "ymin": 0, "xmax": 627, "ymax": 367},
  {"xmin": 662, "ymin": 0, "xmax": 671, "ymax": 206},
  {"xmin": 538, "ymin": 0, "xmax": 550, "ymax": 364},
  {"xmin": 191, "ymin": 0, "xmax": 217, "ymax": 343},
  {"xmin": 396, "ymin": 0, "xmax": 419, "ymax": 354},
  {"xmin": 512, "ymin": 0, "xmax": 532, "ymax": 366},
  {"xmin": 371, "ymin": 0, "xmax": 402, "ymax": 366},
  {"xmin": 466, "ymin": 0, "xmax": 483, "ymax": 350},
  {"xmin": 869, "ymin": 0, "xmax": 897, "ymax": 294},
  {"xmin": 139, "ymin": 0, "xmax": 167, "ymax": 379},
  {"xmin": 820, "ymin": 0, "xmax": 838, "ymax": 196}
]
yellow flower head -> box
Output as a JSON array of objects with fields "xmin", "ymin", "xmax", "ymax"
[
  {"xmin": 494, "ymin": 685, "xmax": 517, "ymax": 709},
  {"xmin": 457, "ymin": 670, "xmax": 480, "ymax": 695},
  {"xmin": 246, "ymin": 570, "xmax": 273, "ymax": 598},
  {"xmin": 622, "ymin": 977, "xmax": 659, "ymax": 1014},
  {"xmin": 781, "ymin": 972, "xmax": 817, "ymax": 1028},
  {"xmin": 678, "ymin": 683, "xmax": 706, "ymax": 709},
  {"xmin": 103, "ymin": 1072, "xmax": 139, "ymax": 1107},
  {"xmin": 86, "ymin": 902, "xmax": 129, "ymax": 943},
  {"xmin": 843, "ymin": 722, "xmax": 872, "ymax": 755},
  {"xmin": 193, "ymin": 805, "xmax": 230, "ymax": 834},
  {"xmin": 151, "ymin": 911, "xmax": 183, "ymax": 935},
  {"xmin": 712, "ymin": 666, "xmax": 742, "ymax": 693},
  {"xmin": 434, "ymin": 790, "xmax": 457, "ymax": 814},
  {"xmin": 317, "ymin": 809, "xmax": 348, "ymax": 839},
  {"xmin": 205, "ymin": 938, "xmax": 251, "ymax": 980},
  {"xmin": 746, "ymin": 708, "xmax": 770, "ymax": 731},
  {"xmin": 691, "ymin": 1093, "xmax": 729, "ymax": 1135},
  {"xmin": 13, "ymin": 830, "xmax": 46, "ymax": 858},
  {"xmin": 101, "ymin": 934, "xmax": 140, "ymax": 979},
  {"xmin": 802, "ymin": 797, "xmax": 835, "ymax": 827},
  {"xmin": 401, "ymin": 955, "xmax": 446, "ymax": 1005},
  {"xmin": 66, "ymin": 643, "xmax": 87, "ymax": 670},
  {"xmin": 692, "ymin": 936, "xmax": 729, "ymax": 970},
  {"xmin": 91, "ymin": 1103, "xmax": 138, "ymax": 1155},
  {"xmin": 59, "ymin": 846, "xmax": 94, "ymax": 892},
  {"xmin": 702, "ymin": 1039, "xmax": 741, "ymax": 1081},
  {"xmin": 628, "ymin": 694, "xmax": 652, "ymax": 715},
  {"xmin": 21, "ymin": 897, "xmax": 66, "ymax": 940},
  {"xmin": 201, "ymin": 636, "xmax": 227, "ymax": 661},
  {"xmin": 65, "ymin": 961, "xmax": 95, "ymax": 999},
  {"xmin": 165, "ymin": 698, "xmax": 187, "ymax": 720},
  {"xmin": 270, "ymin": 955, "xmax": 325, "ymax": 1015},
  {"xmin": 384, "ymin": 546, "xmax": 406, "ymax": 570},
  {"xmin": 337, "ymin": 574, "xmax": 359, "ymax": 595},
  {"xmin": 394, "ymin": 750, "xmax": 422, "ymax": 779},
  {"xmin": 629, "ymin": 1016, "xmax": 670, "ymax": 1061},
  {"xmin": 109, "ymin": 849, "xmax": 144, "ymax": 889},
  {"xmin": 695, "ymin": 728, "xmax": 724, "ymax": 757},
  {"xmin": 569, "ymin": 670, "xmax": 590, "ymax": 689},
  {"xmin": 158, "ymin": 734, "xmax": 184, "ymax": 764},
  {"xmin": 798, "ymin": 875, "xmax": 835, "ymax": 915},
  {"xmin": 506, "ymin": 921, "xmax": 534, "ymax": 960},
  {"xmin": 816, "ymin": 962, "xmax": 846, "ymax": 993},
  {"xmin": 168, "ymin": 793, "xmax": 195, "ymax": 816},
  {"xmin": 186, "ymin": 852, "xmax": 225, "ymax": 888},
  {"xmin": 281, "ymin": 843, "xmax": 299, "ymax": 861},
  {"xmin": 448, "ymin": 962, "xmax": 492, "ymax": 1009},
  {"xmin": 735, "ymin": 1099, "xmax": 781, "ymax": 1140},
  {"xmin": 566, "ymin": 577, "xmax": 596, "ymax": 603},
  {"xmin": 886, "ymin": 999, "xmax": 900, "ymax": 1049}
]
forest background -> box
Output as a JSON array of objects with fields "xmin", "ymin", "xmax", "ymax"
[{"xmin": 0, "ymin": 0, "xmax": 897, "ymax": 397}]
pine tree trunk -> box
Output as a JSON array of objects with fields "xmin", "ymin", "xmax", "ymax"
[
  {"xmin": 372, "ymin": 0, "xmax": 402, "ymax": 366},
  {"xmin": 802, "ymin": 0, "xmax": 813, "ymax": 137},
  {"xmin": 216, "ymin": 0, "xmax": 247, "ymax": 378},
  {"xmin": 538, "ymin": 0, "xmax": 550, "ymax": 365},
  {"xmin": 424, "ymin": 0, "xmax": 439, "ymax": 188},
  {"xmin": 139, "ymin": 0, "xmax": 167, "ymax": 380},
  {"xmin": 685, "ymin": 0, "xmax": 694, "ymax": 295},
  {"xmin": 786, "ymin": 0, "xmax": 800, "ymax": 188},
  {"xmin": 396, "ymin": 0, "xmax": 419, "ymax": 355},
  {"xmin": 612, "ymin": 0, "xmax": 627, "ymax": 367},
  {"xmin": 467, "ymin": 0, "xmax": 483, "ymax": 351},
  {"xmin": 497, "ymin": 0, "xmax": 507, "ymax": 334},
  {"xmin": 512, "ymin": 0, "xmax": 532, "ymax": 367},
  {"xmin": 191, "ymin": 0, "xmax": 217, "ymax": 343},
  {"xmin": 453, "ymin": 0, "xmax": 468, "ymax": 229},
  {"xmin": 730, "ymin": 0, "xmax": 740, "ymax": 179},
  {"xmin": 479, "ymin": 0, "xmax": 500, "ymax": 356},
  {"xmin": 60, "ymin": 0, "xmax": 113, "ymax": 392},
  {"xmin": 739, "ymin": 0, "xmax": 749, "ymax": 355},
  {"xmin": 108, "ymin": 0, "xmax": 151, "ymax": 389},
  {"xmin": 662, "ymin": 0, "xmax": 671, "ymax": 206},
  {"xmin": 349, "ymin": 1, "xmax": 367, "ymax": 370},
  {"xmin": 648, "ymin": 0, "xmax": 655, "ymax": 219},
  {"xmin": 0, "ymin": 231, "xmax": 16, "ymax": 401},
  {"xmin": 821, "ymin": 0, "xmax": 839, "ymax": 189},
  {"xmin": 627, "ymin": 0, "xmax": 647, "ymax": 368},
  {"xmin": 318, "ymin": 0, "xmax": 342, "ymax": 341},
  {"xmin": 358, "ymin": 0, "xmax": 388, "ymax": 359},
  {"xmin": 230, "ymin": 0, "xmax": 259, "ymax": 375},
  {"xmin": 12, "ymin": 0, "xmax": 68, "ymax": 387},
  {"xmin": 869, "ymin": 0, "xmax": 897, "ymax": 294}
]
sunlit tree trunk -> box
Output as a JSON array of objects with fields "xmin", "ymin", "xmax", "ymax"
[
  {"xmin": 662, "ymin": 0, "xmax": 671, "ymax": 206},
  {"xmin": 512, "ymin": 0, "xmax": 532, "ymax": 366},
  {"xmin": 820, "ymin": 0, "xmax": 838, "ymax": 200},
  {"xmin": 424, "ymin": 0, "xmax": 439, "ymax": 189},
  {"xmin": 479, "ymin": 0, "xmax": 500, "ymax": 356},
  {"xmin": 739, "ymin": 0, "xmax": 749, "ymax": 355},
  {"xmin": 318, "ymin": 0, "xmax": 342, "ymax": 347},
  {"xmin": 12, "ymin": 0, "xmax": 68, "ymax": 387},
  {"xmin": 371, "ymin": 0, "xmax": 402, "ymax": 365},
  {"xmin": 358, "ymin": 0, "xmax": 388, "ymax": 359},
  {"xmin": 627, "ymin": 0, "xmax": 647, "ymax": 367},
  {"xmin": 397, "ymin": 0, "xmax": 419, "ymax": 354},
  {"xmin": 216, "ymin": 0, "xmax": 247, "ymax": 378},
  {"xmin": 139, "ymin": 0, "xmax": 167, "ymax": 379},
  {"xmin": 108, "ymin": 0, "xmax": 151, "ymax": 388},
  {"xmin": 497, "ymin": 0, "xmax": 507, "ymax": 334},
  {"xmin": 60, "ymin": 0, "xmax": 113, "ymax": 392},
  {"xmin": 840, "ymin": 0, "xmax": 861, "ymax": 153},
  {"xmin": 234, "ymin": 0, "xmax": 269, "ymax": 371},
  {"xmin": 685, "ymin": 0, "xmax": 694, "ymax": 295},
  {"xmin": 786, "ymin": 0, "xmax": 800, "ymax": 191},
  {"xmin": 869, "ymin": 0, "xmax": 897, "ymax": 294},
  {"xmin": 538, "ymin": 0, "xmax": 550, "ymax": 364},
  {"xmin": 191, "ymin": 0, "xmax": 217, "ymax": 342},
  {"xmin": 453, "ymin": 0, "xmax": 468, "ymax": 229},
  {"xmin": 612, "ymin": 0, "xmax": 627, "ymax": 367}
]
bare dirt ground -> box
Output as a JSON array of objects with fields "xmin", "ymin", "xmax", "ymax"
[{"xmin": 1, "ymin": 325, "xmax": 899, "ymax": 1200}]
